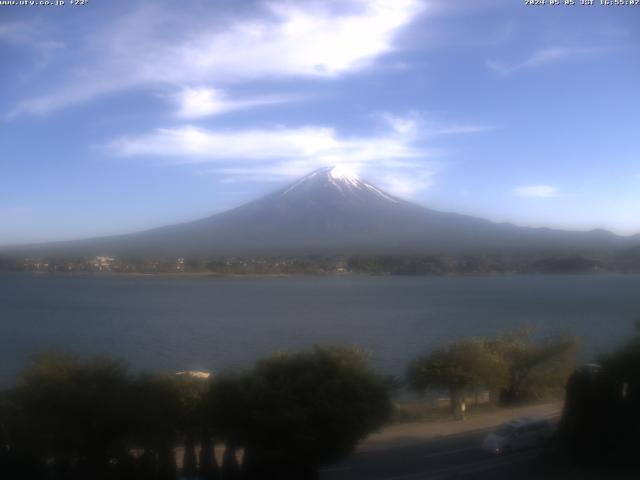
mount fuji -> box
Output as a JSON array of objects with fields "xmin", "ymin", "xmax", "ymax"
[{"xmin": 7, "ymin": 166, "xmax": 637, "ymax": 257}]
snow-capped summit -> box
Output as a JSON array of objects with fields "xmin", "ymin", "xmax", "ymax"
[
  {"xmin": 280, "ymin": 166, "xmax": 399, "ymax": 204},
  {"xmin": 328, "ymin": 165, "xmax": 357, "ymax": 181}
]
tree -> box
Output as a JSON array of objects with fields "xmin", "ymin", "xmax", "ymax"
[
  {"xmin": 203, "ymin": 373, "xmax": 248, "ymax": 479},
  {"xmin": 0, "ymin": 390, "xmax": 42, "ymax": 480},
  {"xmin": 172, "ymin": 374, "xmax": 211, "ymax": 479},
  {"xmin": 407, "ymin": 339, "xmax": 507, "ymax": 412},
  {"xmin": 128, "ymin": 374, "xmax": 184, "ymax": 480},
  {"xmin": 558, "ymin": 337, "xmax": 640, "ymax": 468},
  {"xmin": 13, "ymin": 352, "xmax": 135, "ymax": 480},
  {"xmin": 558, "ymin": 364, "xmax": 613, "ymax": 465},
  {"xmin": 198, "ymin": 430, "xmax": 220, "ymax": 480},
  {"xmin": 486, "ymin": 330, "xmax": 579, "ymax": 404},
  {"xmin": 206, "ymin": 346, "xmax": 392, "ymax": 479}
]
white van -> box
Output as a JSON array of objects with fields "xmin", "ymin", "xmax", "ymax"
[{"xmin": 482, "ymin": 416, "xmax": 553, "ymax": 455}]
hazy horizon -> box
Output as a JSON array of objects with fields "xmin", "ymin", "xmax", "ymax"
[
  {"xmin": 2, "ymin": 165, "xmax": 640, "ymax": 249},
  {"xmin": 1, "ymin": 0, "xmax": 639, "ymax": 246}
]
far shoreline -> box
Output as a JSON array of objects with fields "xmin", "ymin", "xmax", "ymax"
[{"xmin": 4, "ymin": 269, "xmax": 637, "ymax": 280}]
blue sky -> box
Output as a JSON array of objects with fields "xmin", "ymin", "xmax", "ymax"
[{"xmin": 1, "ymin": 0, "xmax": 639, "ymax": 245}]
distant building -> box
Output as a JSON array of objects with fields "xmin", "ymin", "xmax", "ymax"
[
  {"xmin": 24, "ymin": 258, "xmax": 49, "ymax": 271},
  {"xmin": 176, "ymin": 257, "xmax": 185, "ymax": 272},
  {"xmin": 93, "ymin": 256, "xmax": 115, "ymax": 271}
]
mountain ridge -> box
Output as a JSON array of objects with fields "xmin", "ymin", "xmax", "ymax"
[{"xmin": 2, "ymin": 166, "xmax": 638, "ymax": 258}]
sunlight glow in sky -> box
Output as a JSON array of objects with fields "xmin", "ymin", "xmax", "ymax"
[{"xmin": 1, "ymin": 0, "xmax": 639, "ymax": 244}]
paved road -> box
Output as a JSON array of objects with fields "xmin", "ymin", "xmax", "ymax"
[
  {"xmin": 320, "ymin": 403, "xmax": 563, "ymax": 480},
  {"xmin": 320, "ymin": 428, "xmax": 543, "ymax": 480}
]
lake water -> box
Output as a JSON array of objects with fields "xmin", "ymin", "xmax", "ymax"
[{"xmin": 1, "ymin": 272, "xmax": 639, "ymax": 386}]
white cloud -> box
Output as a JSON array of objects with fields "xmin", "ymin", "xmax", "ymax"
[
  {"xmin": 487, "ymin": 47, "xmax": 599, "ymax": 75},
  {"xmin": 107, "ymin": 110, "xmax": 490, "ymax": 197},
  {"xmin": 380, "ymin": 113, "xmax": 419, "ymax": 136},
  {"xmin": 172, "ymin": 87, "xmax": 297, "ymax": 119},
  {"xmin": 108, "ymin": 124, "xmax": 423, "ymax": 165},
  {"xmin": 379, "ymin": 171, "xmax": 435, "ymax": 197},
  {"xmin": 513, "ymin": 185, "xmax": 559, "ymax": 198},
  {"xmin": 174, "ymin": 87, "xmax": 232, "ymax": 118},
  {"xmin": 9, "ymin": 0, "xmax": 425, "ymax": 117},
  {"xmin": 106, "ymin": 115, "xmax": 452, "ymax": 198},
  {"xmin": 201, "ymin": 0, "xmax": 424, "ymax": 78}
]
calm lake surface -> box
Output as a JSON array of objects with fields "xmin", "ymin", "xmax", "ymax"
[{"xmin": 1, "ymin": 272, "xmax": 639, "ymax": 385}]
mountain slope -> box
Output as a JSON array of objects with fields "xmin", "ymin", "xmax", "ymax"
[{"xmin": 5, "ymin": 167, "xmax": 637, "ymax": 257}]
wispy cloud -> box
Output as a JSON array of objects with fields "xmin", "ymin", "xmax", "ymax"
[
  {"xmin": 107, "ymin": 110, "xmax": 490, "ymax": 197},
  {"xmin": 8, "ymin": 0, "xmax": 425, "ymax": 118},
  {"xmin": 513, "ymin": 185, "xmax": 559, "ymax": 198},
  {"xmin": 379, "ymin": 112, "xmax": 495, "ymax": 136},
  {"xmin": 0, "ymin": 21, "xmax": 64, "ymax": 50},
  {"xmin": 487, "ymin": 47, "xmax": 600, "ymax": 75},
  {"xmin": 9, "ymin": 82, "xmax": 119, "ymax": 118},
  {"xmin": 108, "ymin": 124, "xmax": 423, "ymax": 165},
  {"xmin": 0, "ymin": 21, "xmax": 66, "ymax": 83},
  {"xmin": 171, "ymin": 87, "xmax": 298, "ymax": 119},
  {"xmin": 378, "ymin": 171, "xmax": 435, "ymax": 197},
  {"xmin": 380, "ymin": 113, "xmax": 420, "ymax": 136}
]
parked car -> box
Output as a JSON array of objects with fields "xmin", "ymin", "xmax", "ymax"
[{"xmin": 482, "ymin": 416, "xmax": 553, "ymax": 455}]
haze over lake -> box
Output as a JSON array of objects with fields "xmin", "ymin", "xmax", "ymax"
[{"xmin": 1, "ymin": 272, "xmax": 639, "ymax": 385}]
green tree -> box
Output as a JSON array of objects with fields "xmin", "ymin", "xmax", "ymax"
[
  {"xmin": 407, "ymin": 339, "xmax": 508, "ymax": 412},
  {"xmin": 486, "ymin": 330, "xmax": 579, "ymax": 404},
  {"xmin": 206, "ymin": 346, "xmax": 392, "ymax": 479}
]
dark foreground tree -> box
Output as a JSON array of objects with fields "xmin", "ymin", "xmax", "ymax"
[
  {"xmin": 198, "ymin": 430, "xmax": 220, "ymax": 480},
  {"xmin": 558, "ymin": 336, "xmax": 640, "ymax": 468},
  {"xmin": 129, "ymin": 374, "xmax": 184, "ymax": 480},
  {"xmin": 172, "ymin": 374, "xmax": 211, "ymax": 479},
  {"xmin": 11, "ymin": 352, "xmax": 135, "ymax": 480},
  {"xmin": 1, "ymin": 389, "xmax": 47, "ymax": 480},
  {"xmin": 5, "ymin": 354, "xmax": 214, "ymax": 480},
  {"xmin": 407, "ymin": 339, "xmax": 507, "ymax": 413},
  {"xmin": 207, "ymin": 346, "xmax": 392, "ymax": 479}
]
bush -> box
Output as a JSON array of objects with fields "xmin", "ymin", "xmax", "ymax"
[{"xmin": 206, "ymin": 346, "xmax": 392, "ymax": 479}]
